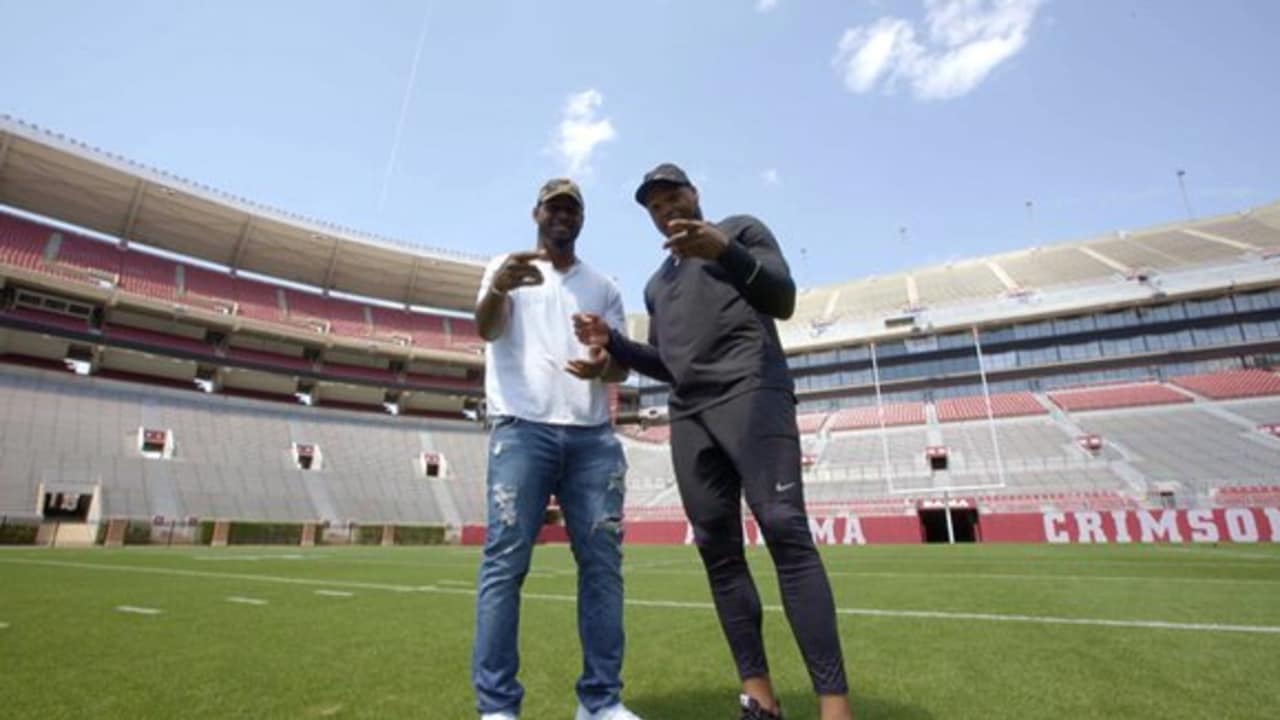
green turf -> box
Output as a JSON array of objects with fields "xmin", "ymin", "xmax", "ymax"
[{"xmin": 2, "ymin": 543, "xmax": 1279, "ymax": 719}]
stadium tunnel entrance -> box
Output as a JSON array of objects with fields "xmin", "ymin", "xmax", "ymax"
[
  {"xmin": 40, "ymin": 488, "xmax": 93, "ymax": 522},
  {"xmin": 917, "ymin": 504, "xmax": 979, "ymax": 543}
]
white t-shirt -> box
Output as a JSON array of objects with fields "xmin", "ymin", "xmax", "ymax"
[{"xmin": 478, "ymin": 254, "xmax": 626, "ymax": 426}]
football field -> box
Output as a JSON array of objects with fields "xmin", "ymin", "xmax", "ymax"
[{"xmin": 2, "ymin": 543, "xmax": 1278, "ymax": 719}]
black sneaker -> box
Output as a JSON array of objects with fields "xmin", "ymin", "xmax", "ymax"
[{"xmin": 739, "ymin": 694, "xmax": 784, "ymax": 720}]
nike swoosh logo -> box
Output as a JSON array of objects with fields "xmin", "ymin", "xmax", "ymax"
[{"xmin": 775, "ymin": 482, "xmax": 796, "ymax": 492}]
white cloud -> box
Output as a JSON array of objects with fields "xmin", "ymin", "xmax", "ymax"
[
  {"xmin": 551, "ymin": 89, "xmax": 617, "ymax": 175},
  {"xmin": 834, "ymin": 18, "xmax": 919, "ymax": 94},
  {"xmin": 833, "ymin": 0, "xmax": 1042, "ymax": 101},
  {"xmin": 761, "ymin": 168, "xmax": 780, "ymax": 185},
  {"xmin": 756, "ymin": 0, "xmax": 779, "ymax": 12}
]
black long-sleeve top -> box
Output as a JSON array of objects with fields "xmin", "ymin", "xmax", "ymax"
[{"xmin": 606, "ymin": 214, "xmax": 796, "ymax": 418}]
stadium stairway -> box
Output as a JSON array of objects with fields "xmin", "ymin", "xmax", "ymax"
[
  {"xmin": 1037, "ymin": 391, "xmax": 1150, "ymax": 494},
  {"xmin": 923, "ymin": 401, "xmax": 943, "ymax": 448},
  {"xmin": 417, "ymin": 429, "xmax": 463, "ymax": 527},
  {"xmin": 299, "ymin": 473, "xmax": 342, "ymax": 528},
  {"xmin": 1166, "ymin": 382, "xmax": 1280, "ymax": 433},
  {"xmin": 50, "ymin": 522, "xmax": 94, "ymax": 548},
  {"xmin": 140, "ymin": 462, "xmax": 183, "ymax": 524},
  {"xmin": 804, "ymin": 430, "xmax": 833, "ymax": 469}
]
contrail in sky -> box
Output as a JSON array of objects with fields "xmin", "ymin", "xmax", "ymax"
[{"xmin": 377, "ymin": 3, "xmax": 432, "ymax": 213}]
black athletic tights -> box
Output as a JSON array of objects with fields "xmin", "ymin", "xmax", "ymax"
[{"xmin": 669, "ymin": 389, "xmax": 849, "ymax": 695}]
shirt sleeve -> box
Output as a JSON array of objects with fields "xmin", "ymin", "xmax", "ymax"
[
  {"xmin": 604, "ymin": 287, "xmax": 673, "ymax": 383},
  {"xmin": 715, "ymin": 217, "xmax": 796, "ymax": 319}
]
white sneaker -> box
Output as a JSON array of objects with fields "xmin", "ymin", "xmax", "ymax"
[
  {"xmin": 574, "ymin": 702, "xmax": 643, "ymax": 720},
  {"xmin": 481, "ymin": 713, "xmax": 518, "ymax": 720}
]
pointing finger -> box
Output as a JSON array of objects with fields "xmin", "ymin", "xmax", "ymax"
[
  {"xmin": 663, "ymin": 231, "xmax": 693, "ymax": 250},
  {"xmin": 509, "ymin": 249, "xmax": 547, "ymax": 264}
]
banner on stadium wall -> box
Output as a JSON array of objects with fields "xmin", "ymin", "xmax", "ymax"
[
  {"xmin": 624, "ymin": 515, "xmax": 922, "ymax": 546},
  {"xmin": 462, "ymin": 514, "xmax": 921, "ymax": 546},
  {"xmin": 983, "ymin": 508, "xmax": 1280, "ymax": 544},
  {"xmin": 461, "ymin": 508, "xmax": 1280, "ymax": 545}
]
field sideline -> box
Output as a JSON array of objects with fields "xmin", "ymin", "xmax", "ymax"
[{"xmin": 2, "ymin": 543, "xmax": 1278, "ymax": 719}]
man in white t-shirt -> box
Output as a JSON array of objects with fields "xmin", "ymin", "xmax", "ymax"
[{"xmin": 471, "ymin": 178, "xmax": 641, "ymax": 720}]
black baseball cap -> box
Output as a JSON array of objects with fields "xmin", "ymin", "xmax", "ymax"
[{"xmin": 634, "ymin": 163, "xmax": 693, "ymax": 206}]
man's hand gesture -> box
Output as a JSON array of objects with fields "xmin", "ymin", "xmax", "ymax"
[
  {"xmin": 564, "ymin": 344, "xmax": 611, "ymax": 380},
  {"xmin": 572, "ymin": 312, "xmax": 611, "ymax": 348},
  {"xmin": 567, "ymin": 313, "xmax": 614, "ymax": 380},
  {"xmin": 491, "ymin": 250, "xmax": 547, "ymax": 294},
  {"xmin": 664, "ymin": 219, "xmax": 729, "ymax": 261}
]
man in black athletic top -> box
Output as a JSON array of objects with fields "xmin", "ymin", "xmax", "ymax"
[{"xmin": 572, "ymin": 164, "xmax": 852, "ymax": 720}]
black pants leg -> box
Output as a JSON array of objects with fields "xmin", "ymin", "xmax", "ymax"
[
  {"xmin": 671, "ymin": 390, "xmax": 849, "ymax": 695},
  {"xmin": 671, "ymin": 403, "xmax": 770, "ymax": 680}
]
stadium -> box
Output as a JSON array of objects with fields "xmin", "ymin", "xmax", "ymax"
[
  {"xmin": 2, "ymin": 112, "xmax": 1279, "ymax": 717},
  {"xmin": 6, "ymin": 113, "xmax": 1278, "ymax": 549}
]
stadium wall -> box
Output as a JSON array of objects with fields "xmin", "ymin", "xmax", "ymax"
[
  {"xmin": 461, "ymin": 507, "xmax": 1280, "ymax": 546},
  {"xmin": 983, "ymin": 507, "xmax": 1280, "ymax": 544}
]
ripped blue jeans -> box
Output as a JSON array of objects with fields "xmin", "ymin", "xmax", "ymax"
[{"xmin": 472, "ymin": 417, "xmax": 628, "ymax": 716}]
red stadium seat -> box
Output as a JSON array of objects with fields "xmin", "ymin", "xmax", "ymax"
[
  {"xmin": 796, "ymin": 412, "xmax": 829, "ymax": 434},
  {"xmin": 1172, "ymin": 370, "xmax": 1280, "ymax": 399},
  {"xmin": 120, "ymin": 251, "xmax": 179, "ymax": 301},
  {"xmin": 827, "ymin": 402, "xmax": 926, "ymax": 431},
  {"xmin": 182, "ymin": 265, "xmax": 241, "ymax": 314},
  {"xmin": 1047, "ymin": 383, "xmax": 1191, "ymax": 412},
  {"xmin": 936, "ymin": 392, "xmax": 1046, "ymax": 422},
  {"xmin": 0, "ymin": 212, "xmax": 54, "ymax": 272}
]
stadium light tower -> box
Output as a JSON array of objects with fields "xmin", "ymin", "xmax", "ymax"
[
  {"xmin": 1176, "ymin": 169, "xmax": 1195, "ymax": 220},
  {"xmin": 1025, "ymin": 200, "xmax": 1035, "ymax": 244}
]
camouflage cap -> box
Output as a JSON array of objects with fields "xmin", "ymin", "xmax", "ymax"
[{"xmin": 536, "ymin": 178, "xmax": 584, "ymax": 207}]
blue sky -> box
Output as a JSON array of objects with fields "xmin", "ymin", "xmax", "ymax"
[{"xmin": 2, "ymin": 0, "xmax": 1278, "ymax": 313}]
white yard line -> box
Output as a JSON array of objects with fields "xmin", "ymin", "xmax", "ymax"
[
  {"xmin": 116, "ymin": 606, "xmax": 162, "ymax": 615},
  {"xmin": 469, "ymin": 587, "xmax": 1280, "ymax": 636},
  {"xmin": 829, "ymin": 607, "xmax": 1280, "ymax": 634},
  {"xmin": 304, "ymin": 556, "xmax": 478, "ymax": 570},
  {"xmin": 314, "ymin": 590, "xmax": 354, "ymax": 598},
  {"xmin": 834, "ymin": 569, "xmax": 1280, "ymax": 586},
  {"xmin": 193, "ymin": 554, "xmax": 310, "ymax": 562},
  {"xmin": 226, "ymin": 596, "xmax": 269, "ymax": 606},
  {"xmin": 5, "ymin": 557, "xmax": 1274, "ymax": 636},
  {"xmin": 0, "ymin": 558, "xmax": 417, "ymax": 593}
]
